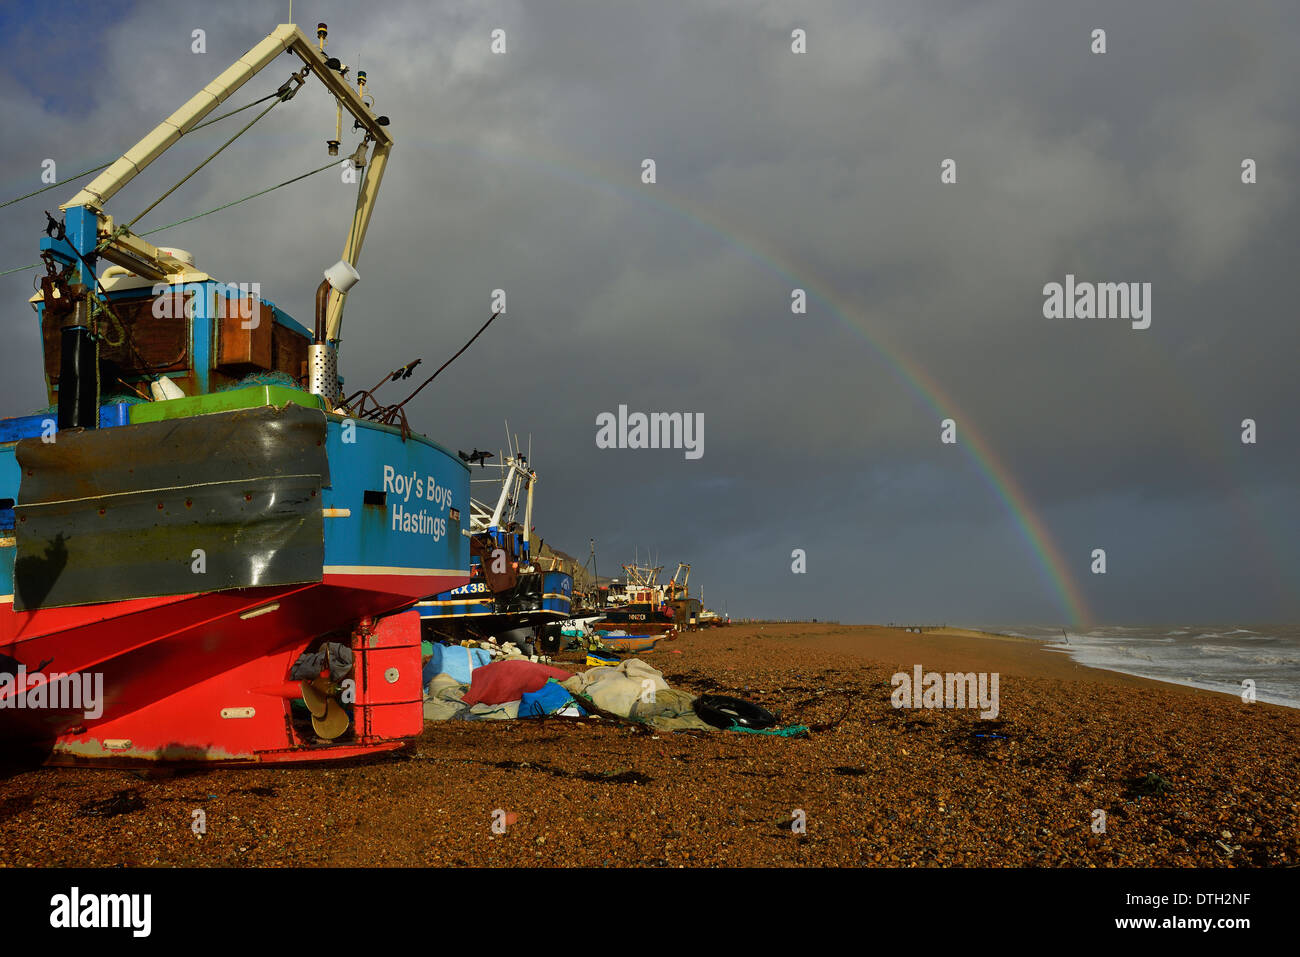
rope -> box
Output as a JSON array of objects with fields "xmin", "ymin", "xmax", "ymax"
[
  {"xmin": 59, "ymin": 234, "xmax": 171, "ymax": 371},
  {"xmin": 726, "ymin": 722, "xmax": 810, "ymax": 737},
  {"xmin": 92, "ymin": 296, "xmax": 125, "ymax": 348}
]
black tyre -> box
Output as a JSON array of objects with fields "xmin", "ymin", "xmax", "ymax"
[{"xmin": 692, "ymin": 694, "xmax": 777, "ymax": 730}]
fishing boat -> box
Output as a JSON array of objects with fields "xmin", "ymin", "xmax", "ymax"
[
  {"xmin": 663, "ymin": 562, "xmax": 703, "ymax": 628},
  {"xmin": 0, "ymin": 22, "xmax": 470, "ymax": 764},
  {"xmin": 597, "ymin": 634, "xmax": 662, "ymax": 654},
  {"xmin": 417, "ymin": 435, "xmax": 572, "ymax": 650},
  {"xmin": 595, "ymin": 560, "xmax": 674, "ymax": 630}
]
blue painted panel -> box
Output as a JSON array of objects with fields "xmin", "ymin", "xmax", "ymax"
[
  {"xmin": 0, "ymin": 402, "xmax": 130, "ymax": 441},
  {"xmin": 0, "ymin": 444, "xmax": 14, "ymax": 592},
  {"xmin": 418, "ymin": 577, "xmax": 492, "ymax": 619},
  {"xmin": 321, "ymin": 417, "xmax": 470, "ymax": 577},
  {"xmin": 543, "ymin": 571, "xmax": 573, "ymax": 595},
  {"xmin": 99, "ymin": 402, "xmax": 131, "ymax": 428},
  {"xmin": 541, "ymin": 571, "xmax": 573, "ymax": 615},
  {"xmin": 417, "ymin": 600, "xmax": 493, "ymax": 621},
  {"xmin": 0, "ymin": 414, "xmax": 55, "ymax": 443},
  {"xmin": 34, "ymin": 207, "xmax": 100, "ymax": 285},
  {"xmin": 190, "ymin": 281, "xmax": 212, "ymax": 395}
]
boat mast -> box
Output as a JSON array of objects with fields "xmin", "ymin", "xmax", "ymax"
[{"xmin": 523, "ymin": 464, "xmax": 535, "ymax": 548}]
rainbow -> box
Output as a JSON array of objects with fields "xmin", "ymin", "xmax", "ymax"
[{"xmin": 399, "ymin": 137, "xmax": 1093, "ymax": 624}]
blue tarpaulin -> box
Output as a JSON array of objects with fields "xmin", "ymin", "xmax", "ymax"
[
  {"xmin": 519, "ymin": 678, "xmax": 585, "ymax": 718},
  {"xmin": 423, "ymin": 644, "xmax": 492, "ymax": 687}
]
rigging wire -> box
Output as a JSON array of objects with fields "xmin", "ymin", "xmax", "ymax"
[
  {"xmin": 0, "ymin": 86, "xmax": 289, "ymax": 214},
  {"xmin": 0, "ymin": 159, "xmax": 338, "ymax": 279},
  {"xmin": 0, "ymin": 80, "xmax": 311, "ymax": 278},
  {"xmin": 0, "ymin": 261, "xmax": 39, "ymax": 279},
  {"xmin": 137, "ymin": 159, "xmax": 339, "ymax": 236},
  {"xmin": 189, "ymin": 89, "xmax": 283, "ymax": 133},
  {"xmin": 0, "ymin": 162, "xmax": 113, "ymax": 211},
  {"xmin": 125, "ymin": 95, "xmax": 285, "ymax": 230}
]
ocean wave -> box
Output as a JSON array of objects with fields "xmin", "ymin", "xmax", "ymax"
[{"xmin": 1042, "ymin": 625, "xmax": 1300, "ymax": 709}]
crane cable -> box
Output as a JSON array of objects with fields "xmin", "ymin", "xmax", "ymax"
[
  {"xmin": 0, "ymin": 77, "xmax": 309, "ymax": 277},
  {"xmin": 124, "ymin": 71, "xmax": 307, "ymax": 231},
  {"xmin": 0, "ymin": 87, "xmax": 288, "ymax": 214},
  {"xmin": 0, "ymin": 158, "xmax": 338, "ymax": 280}
]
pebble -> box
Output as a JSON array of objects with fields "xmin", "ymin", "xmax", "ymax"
[{"xmin": 0, "ymin": 623, "xmax": 1295, "ymax": 867}]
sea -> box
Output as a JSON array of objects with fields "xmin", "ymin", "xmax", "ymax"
[{"xmin": 989, "ymin": 624, "xmax": 1300, "ymax": 709}]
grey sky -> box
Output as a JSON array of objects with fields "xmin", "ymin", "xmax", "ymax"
[{"xmin": 1, "ymin": 0, "xmax": 1295, "ymax": 625}]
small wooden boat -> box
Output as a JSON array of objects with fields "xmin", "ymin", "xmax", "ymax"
[{"xmin": 598, "ymin": 634, "xmax": 662, "ymax": 653}]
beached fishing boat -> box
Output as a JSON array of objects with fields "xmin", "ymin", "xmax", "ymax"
[
  {"xmin": 0, "ymin": 22, "xmax": 470, "ymax": 764},
  {"xmin": 596, "ymin": 560, "xmax": 674, "ymax": 629},
  {"xmin": 417, "ymin": 436, "xmax": 572, "ymax": 649},
  {"xmin": 597, "ymin": 634, "xmax": 662, "ymax": 653}
]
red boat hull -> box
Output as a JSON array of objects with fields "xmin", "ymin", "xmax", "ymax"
[{"xmin": 0, "ymin": 570, "xmax": 461, "ymax": 765}]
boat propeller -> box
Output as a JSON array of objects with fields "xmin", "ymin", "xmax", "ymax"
[{"xmin": 299, "ymin": 676, "xmax": 350, "ymax": 740}]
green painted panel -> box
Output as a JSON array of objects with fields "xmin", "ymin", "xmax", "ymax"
[{"xmin": 128, "ymin": 385, "xmax": 325, "ymax": 424}]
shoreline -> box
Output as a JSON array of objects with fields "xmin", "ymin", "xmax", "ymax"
[{"xmin": 756, "ymin": 622, "xmax": 1274, "ymax": 707}]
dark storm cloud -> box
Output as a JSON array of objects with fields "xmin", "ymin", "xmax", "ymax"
[{"xmin": 0, "ymin": 0, "xmax": 1295, "ymax": 623}]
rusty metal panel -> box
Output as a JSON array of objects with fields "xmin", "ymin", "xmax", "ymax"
[
  {"xmin": 44, "ymin": 293, "xmax": 191, "ymax": 387},
  {"xmin": 15, "ymin": 403, "xmax": 329, "ymax": 502},
  {"xmin": 470, "ymin": 533, "xmax": 517, "ymax": 593},
  {"xmin": 271, "ymin": 321, "xmax": 310, "ymax": 384},
  {"xmin": 12, "ymin": 404, "xmax": 329, "ymax": 610},
  {"xmin": 217, "ymin": 298, "xmax": 273, "ymax": 371}
]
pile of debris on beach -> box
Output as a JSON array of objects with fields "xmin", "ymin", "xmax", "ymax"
[{"xmin": 418, "ymin": 622, "xmax": 802, "ymax": 736}]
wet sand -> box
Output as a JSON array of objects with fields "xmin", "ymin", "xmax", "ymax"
[{"xmin": 1, "ymin": 622, "xmax": 1296, "ymax": 867}]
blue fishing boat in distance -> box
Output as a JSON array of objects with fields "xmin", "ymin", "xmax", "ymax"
[{"xmin": 417, "ymin": 434, "xmax": 572, "ymax": 651}]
